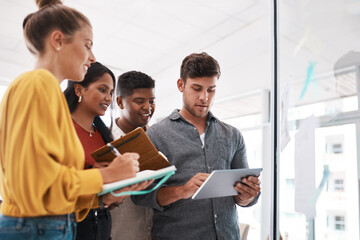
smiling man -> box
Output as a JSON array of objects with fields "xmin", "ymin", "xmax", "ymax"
[
  {"xmin": 111, "ymin": 70, "xmax": 156, "ymax": 240},
  {"xmin": 132, "ymin": 52, "xmax": 261, "ymax": 240},
  {"xmin": 113, "ymin": 71, "xmax": 155, "ymax": 135}
]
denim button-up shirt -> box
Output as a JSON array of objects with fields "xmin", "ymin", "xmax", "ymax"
[{"xmin": 132, "ymin": 110, "xmax": 259, "ymax": 240}]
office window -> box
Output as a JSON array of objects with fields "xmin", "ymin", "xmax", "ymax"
[
  {"xmin": 328, "ymin": 172, "xmax": 345, "ymax": 192},
  {"xmin": 334, "ymin": 179, "xmax": 344, "ymax": 192},
  {"xmin": 325, "ymin": 135, "xmax": 344, "ymax": 154},
  {"xmin": 327, "ymin": 214, "xmax": 346, "ymax": 232},
  {"xmin": 325, "ymin": 142, "xmax": 343, "ymax": 154},
  {"xmin": 331, "ymin": 143, "xmax": 343, "ymax": 154},
  {"xmin": 334, "ymin": 216, "xmax": 345, "ymax": 231}
]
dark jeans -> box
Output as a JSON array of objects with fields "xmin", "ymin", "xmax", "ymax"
[{"xmin": 76, "ymin": 208, "xmax": 111, "ymax": 240}]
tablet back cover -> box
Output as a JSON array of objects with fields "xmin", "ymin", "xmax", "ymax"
[{"xmin": 192, "ymin": 168, "xmax": 263, "ymax": 200}]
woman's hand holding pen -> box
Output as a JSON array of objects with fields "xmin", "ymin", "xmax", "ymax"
[
  {"xmin": 98, "ymin": 152, "xmax": 140, "ymax": 184},
  {"xmin": 97, "ymin": 148, "xmax": 155, "ymax": 208}
]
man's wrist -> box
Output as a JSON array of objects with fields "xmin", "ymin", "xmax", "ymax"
[
  {"xmin": 176, "ymin": 186, "xmax": 185, "ymax": 200},
  {"xmin": 235, "ymin": 195, "xmax": 254, "ymax": 206},
  {"xmin": 157, "ymin": 186, "xmax": 183, "ymax": 207}
]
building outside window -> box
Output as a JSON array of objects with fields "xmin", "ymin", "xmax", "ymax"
[
  {"xmin": 334, "ymin": 215, "xmax": 345, "ymax": 231},
  {"xmin": 333, "ymin": 179, "xmax": 344, "ymax": 192}
]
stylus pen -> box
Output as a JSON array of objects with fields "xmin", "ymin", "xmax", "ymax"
[{"xmin": 106, "ymin": 143, "xmax": 122, "ymax": 157}]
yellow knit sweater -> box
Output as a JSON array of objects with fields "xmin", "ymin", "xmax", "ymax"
[{"xmin": 0, "ymin": 69, "xmax": 102, "ymax": 220}]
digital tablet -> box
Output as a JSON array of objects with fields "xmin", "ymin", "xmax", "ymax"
[{"xmin": 192, "ymin": 168, "xmax": 263, "ymax": 200}]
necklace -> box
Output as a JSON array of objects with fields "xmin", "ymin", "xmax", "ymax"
[{"xmin": 72, "ymin": 118, "xmax": 95, "ymax": 137}]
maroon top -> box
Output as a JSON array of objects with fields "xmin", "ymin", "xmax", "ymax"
[{"xmin": 72, "ymin": 119, "xmax": 105, "ymax": 169}]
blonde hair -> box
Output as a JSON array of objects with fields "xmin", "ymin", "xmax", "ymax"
[{"xmin": 23, "ymin": 0, "xmax": 91, "ymax": 55}]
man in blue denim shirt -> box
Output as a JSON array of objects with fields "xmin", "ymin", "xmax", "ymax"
[{"xmin": 132, "ymin": 52, "xmax": 261, "ymax": 240}]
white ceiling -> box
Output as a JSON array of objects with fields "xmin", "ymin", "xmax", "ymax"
[{"xmin": 0, "ymin": 0, "xmax": 359, "ymax": 120}]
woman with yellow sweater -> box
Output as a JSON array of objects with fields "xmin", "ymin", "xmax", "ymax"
[{"xmin": 0, "ymin": 0, "xmax": 147, "ymax": 239}]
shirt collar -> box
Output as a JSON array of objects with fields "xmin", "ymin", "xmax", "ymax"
[
  {"xmin": 169, "ymin": 109, "xmax": 218, "ymax": 122},
  {"xmin": 112, "ymin": 118, "xmax": 150, "ymax": 137}
]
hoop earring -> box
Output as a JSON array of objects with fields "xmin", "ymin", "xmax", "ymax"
[{"xmin": 78, "ymin": 96, "xmax": 82, "ymax": 103}]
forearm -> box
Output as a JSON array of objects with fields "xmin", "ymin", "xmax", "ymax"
[
  {"xmin": 234, "ymin": 191, "xmax": 261, "ymax": 207},
  {"xmin": 157, "ymin": 185, "xmax": 184, "ymax": 206}
]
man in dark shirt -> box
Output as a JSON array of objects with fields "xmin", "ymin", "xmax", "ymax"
[{"xmin": 133, "ymin": 52, "xmax": 261, "ymax": 240}]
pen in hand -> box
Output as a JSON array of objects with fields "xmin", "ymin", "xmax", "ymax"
[{"xmin": 107, "ymin": 143, "xmax": 122, "ymax": 157}]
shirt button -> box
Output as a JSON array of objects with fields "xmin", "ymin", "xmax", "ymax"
[
  {"xmin": 201, "ymin": 145, "xmax": 204, "ymax": 149},
  {"xmin": 214, "ymin": 214, "xmax": 217, "ymax": 218}
]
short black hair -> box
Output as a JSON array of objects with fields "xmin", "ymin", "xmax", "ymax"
[
  {"xmin": 180, "ymin": 52, "xmax": 221, "ymax": 82},
  {"xmin": 116, "ymin": 71, "xmax": 155, "ymax": 97}
]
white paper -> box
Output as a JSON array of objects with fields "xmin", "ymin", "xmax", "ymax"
[{"xmin": 294, "ymin": 116, "xmax": 316, "ymax": 218}]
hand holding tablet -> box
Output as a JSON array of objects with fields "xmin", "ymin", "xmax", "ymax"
[{"xmin": 191, "ymin": 168, "xmax": 263, "ymax": 200}]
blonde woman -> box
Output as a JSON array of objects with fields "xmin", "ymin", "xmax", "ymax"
[{"xmin": 0, "ymin": 1, "xmax": 151, "ymax": 239}]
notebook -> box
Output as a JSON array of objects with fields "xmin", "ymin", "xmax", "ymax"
[
  {"xmin": 191, "ymin": 168, "xmax": 263, "ymax": 200},
  {"xmin": 98, "ymin": 165, "xmax": 176, "ymax": 196},
  {"xmin": 91, "ymin": 127, "xmax": 170, "ymax": 171}
]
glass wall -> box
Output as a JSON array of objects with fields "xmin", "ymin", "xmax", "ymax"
[
  {"xmin": 278, "ymin": 0, "xmax": 360, "ymax": 239},
  {"xmin": 2, "ymin": 1, "xmax": 360, "ymax": 239},
  {"xmin": 212, "ymin": 89, "xmax": 271, "ymax": 240}
]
